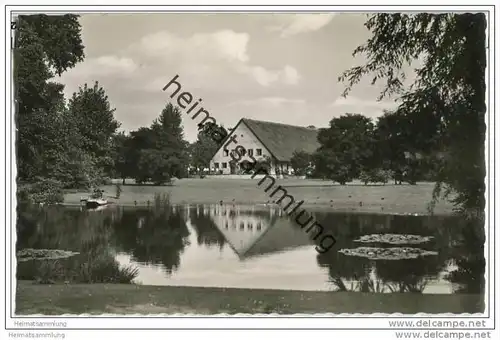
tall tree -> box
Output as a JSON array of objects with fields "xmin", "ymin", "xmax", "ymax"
[
  {"xmin": 190, "ymin": 121, "xmax": 227, "ymax": 175},
  {"xmin": 112, "ymin": 132, "xmax": 133, "ymax": 184},
  {"xmin": 339, "ymin": 13, "xmax": 486, "ymax": 216},
  {"xmin": 314, "ymin": 114, "xmax": 375, "ymax": 184},
  {"xmin": 15, "ymin": 14, "xmax": 85, "ymax": 183},
  {"xmin": 150, "ymin": 103, "xmax": 189, "ymax": 179},
  {"xmin": 129, "ymin": 104, "xmax": 190, "ymax": 184},
  {"xmin": 68, "ymin": 81, "xmax": 120, "ymax": 179},
  {"xmin": 375, "ymin": 107, "xmax": 442, "ymax": 184}
]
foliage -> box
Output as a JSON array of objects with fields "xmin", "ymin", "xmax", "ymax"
[
  {"xmin": 338, "ymin": 13, "xmax": 486, "ymax": 216},
  {"xmin": 16, "ymin": 204, "xmax": 139, "ymax": 284},
  {"xmin": 15, "ymin": 14, "xmax": 85, "ymax": 186},
  {"xmin": 254, "ymin": 155, "xmax": 272, "ymax": 173},
  {"xmin": 314, "ymin": 114, "xmax": 375, "ymax": 184},
  {"xmin": 290, "ymin": 150, "xmax": 312, "ymax": 176},
  {"xmin": 15, "ymin": 15, "xmax": 122, "ymax": 200},
  {"xmin": 112, "ymin": 194, "xmax": 191, "ymax": 274},
  {"xmin": 189, "ymin": 122, "xmax": 227, "ymax": 175},
  {"xmin": 17, "ymin": 178, "xmax": 65, "ymax": 205},
  {"xmin": 374, "ymin": 106, "xmax": 441, "ymax": 184},
  {"xmin": 329, "ymin": 165, "xmax": 351, "ymax": 185},
  {"xmin": 111, "ymin": 132, "xmax": 131, "ymax": 183},
  {"xmin": 445, "ymin": 218, "xmax": 485, "ymax": 293},
  {"xmin": 136, "ymin": 149, "xmax": 175, "ymax": 185},
  {"xmin": 124, "ymin": 104, "xmax": 189, "ymax": 184},
  {"xmin": 359, "ymin": 169, "xmax": 392, "ymax": 185},
  {"xmin": 68, "ymin": 81, "xmax": 120, "ymax": 178}
]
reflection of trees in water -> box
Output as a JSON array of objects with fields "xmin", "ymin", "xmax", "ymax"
[
  {"xmin": 16, "ymin": 204, "xmax": 136, "ymax": 283},
  {"xmin": 315, "ymin": 213, "xmax": 374, "ymax": 292},
  {"xmin": 189, "ymin": 208, "xmax": 226, "ymax": 250},
  {"xmin": 314, "ymin": 212, "xmax": 462, "ymax": 293},
  {"xmin": 445, "ymin": 218, "xmax": 485, "ymax": 294},
  {"xmin": 317, "ymin": 250, "xmax": 372, "ymax": 292},
  {"xmin": 374, "ymin": 257, "xmax": 443, "ymax": 293},
  {"xmin": 112, "ymin": 205, "xmax": 190, "ymax": 275},
  {"xmin": 17, "ymin": 204, "xmax": 117, "ymax": 252}
]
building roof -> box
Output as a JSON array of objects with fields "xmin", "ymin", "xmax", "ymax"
[
  {"xmin": 208, "ymin": 206, "xmax": 314, "ymax": 260},
  {"xmin": 240, "ymin": 118, "xmax": 320, "ymax": 162},
  {"xmin": 241, "ymin": 218, "xmax": 313, "ymax": 259}
]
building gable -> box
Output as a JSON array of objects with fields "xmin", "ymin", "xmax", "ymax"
[
  {"xmin": 209, "ymin": 118, "xmax": 321, "ymax": 164},
  {"xmin": 209, "ymin": 118, "xmax": 275, "ymax": 162}
]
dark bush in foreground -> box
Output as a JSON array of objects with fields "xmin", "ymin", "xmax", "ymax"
[{"xmin": 17, "ymin": 178, "xmax": 64, "ymax": 204}]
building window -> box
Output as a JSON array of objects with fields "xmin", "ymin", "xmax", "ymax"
[
  {"xmin": 240, "ymin": 222, "xmax": 245, "ymax": 230},
  {"xmin": 223, "ymin": 150, "xmax": 229, "ymax": 157},
  {"xmin": 222, "ymin": 162, "xmax": 227, "ymax": 168},
  {"xmin": 248, "ymin": 149, "xmax": 253, "ymax": 156},
  {"xmin": 256, "ymin": 149, "xmax": 262, "ymax": 156},
  {"xmin": 239, "ymin": 148, "xmax": 246, "ymax": 156},
  {"xmin": 214, "ymin": 162, "xmax": 219, "ymax": 168}
]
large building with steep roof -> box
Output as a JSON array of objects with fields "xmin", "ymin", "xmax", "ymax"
[{"xmin": 209, "ymin": 118, "xmax": 320, "ymax": 175}]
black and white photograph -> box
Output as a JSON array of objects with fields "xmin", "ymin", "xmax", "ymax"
[{"xmin": 2, "ymin": 1, "xmax": 497, "ymax": 339}]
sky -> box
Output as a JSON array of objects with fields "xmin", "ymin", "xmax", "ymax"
[{"xmin": 56, "ymin": 13, "xmax": 404, "ymax": 142}]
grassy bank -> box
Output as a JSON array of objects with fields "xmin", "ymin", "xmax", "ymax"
[
  {"xmin": 16, "ymin": 281, "xmax": 483, "ymax": 315},
  {"xmin": 64, "ymin": 178, "xmax": 455, "ymax": 215}
]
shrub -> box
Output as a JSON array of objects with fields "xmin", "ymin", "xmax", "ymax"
[
  {"xmin": 17, "ymin": 178, "xmax": 64, "ymax": 205},
  {"xmin": 359, "ymin": 171, "xmax": 371, "ymax": 185},
  {"xmin": 100, "ymin": 177, "xmax": 113, "ymax": 185},
  {"xmin": 371, "ymin": 169, "xmax": 391, "ymax": 184},
  {"xmin": 290, "ymin": 151, "xmax": 312, "ymax": 176},
  {"xmin": 359, "ymin": 169, "xmax": 392, "ymax": 185},
  {"xmin": 330, "ymin": 166, "xmax": 352, "ymax": 185}
]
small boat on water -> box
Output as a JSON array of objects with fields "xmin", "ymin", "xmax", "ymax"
[{"xmin": 80, "ymin": 197, "xmax": 108, "ymax": 209}]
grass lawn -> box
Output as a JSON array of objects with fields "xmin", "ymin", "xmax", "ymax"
[
  {"xmin": 65, "ymin": 178, "xmax": 455, "ymax": 215},
  {"xmin": 15, "ymin": 281, "xmax": 483, "ymax": 315}
]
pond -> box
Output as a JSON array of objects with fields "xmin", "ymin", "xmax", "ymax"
[{"xmin": 16, "ymin": 202, "xmax": 485, "ymax": 296}]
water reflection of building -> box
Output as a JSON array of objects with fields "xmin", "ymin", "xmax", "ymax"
[{"xmin": 205, "ymin": 204, "xmax": 312, "ymax": 259}]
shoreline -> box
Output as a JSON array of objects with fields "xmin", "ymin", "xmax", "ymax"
[
  {"xmin": 62, "ymin": 200, "xmax": 455, "ymax": 216},
  {"xmin": 62, "ymin": 179, "xmax": 456, "ymax": 216},
  {"xmin": 16, "ymin": 281, "xmax": 483, "ymax": 315}
]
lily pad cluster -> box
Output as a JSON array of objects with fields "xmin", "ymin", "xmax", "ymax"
[
  {"xmin": 338, "ymin": 246, "xmax": 438, "ymax": 260},
  {"xmin": 353, "ymin": 234, "xmax": 434, "ymax": 245},
  {"xmin": 17, "ymin": 248, "xmax": 80, "ymax": 262},
  {"xmin": 339, "ymin": 233, "xmax": 437, "ymax": 260}
]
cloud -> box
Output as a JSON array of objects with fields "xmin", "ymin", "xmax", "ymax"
[
  {"xmin": 58, "ymin": 55, "xmax": 139, "ymax": 78},
  {"xmin": 331, "ymin": 96, "xmax": 399, "ymax": 119},
  {"xmin": 283, "ymin": 65, "xmax": 300, "ymax": 85},
  {"xmin": 270, "ymin": 13, "xmax": 336, "ymax": 37},
  {"xmin": 61, "ymin": 29, "xmax": 300, "ymax": 96},
  {"xmin": 241, "ymin": 64, "xmax": 300, "ymax": 87},
  {"xmin": 138, "ymin": 29, "xmax": 250, "ymax": 63},
  {"xmin": 133, "ymin": 29, "xmax": 300, "ymax": 88},
  {"xmin": 228, "ymin": 97, "xmax": 306, "ymax": 107}
]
